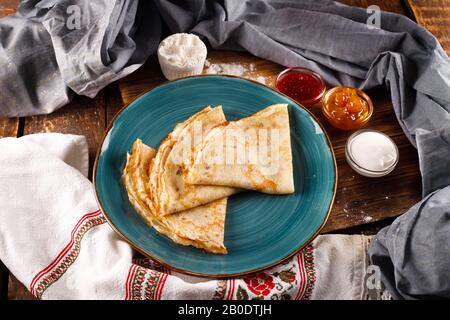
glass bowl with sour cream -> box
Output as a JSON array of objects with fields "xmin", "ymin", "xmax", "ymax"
[{"xmin": 345, "ymin": 129, "xmax": 399, "ymax": 177}]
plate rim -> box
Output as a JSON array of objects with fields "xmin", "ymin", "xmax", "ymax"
[{"xmin": 93, "ymin": 74, "xmax": 338, "ymax": 278}]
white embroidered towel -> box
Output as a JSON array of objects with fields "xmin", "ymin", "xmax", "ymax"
[{"xmin": 0, "ymin": 133, "xmax": 373, "ymax": 300}]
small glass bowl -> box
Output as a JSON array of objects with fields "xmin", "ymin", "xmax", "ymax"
[
  {"xmin": 322, "ymin": 86, "xmax": 373, "ymax": 130},
  {"xmin": 345, "ymin": 129, "xmax": 399, "ymax": 178},
  {"xmin": 275, "ymin": 67, "xmax": 326, "ymax": 107}
]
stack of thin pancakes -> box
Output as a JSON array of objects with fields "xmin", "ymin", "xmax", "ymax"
[{"xmin": 123, "ymin": 104, "xmax": 294, "ymax": 254}]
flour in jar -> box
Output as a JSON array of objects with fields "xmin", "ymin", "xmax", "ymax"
[{"xmin": 157, "ymin": 33, "xmax": 207, "ymax": 80}]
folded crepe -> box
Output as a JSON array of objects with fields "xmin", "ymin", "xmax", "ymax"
[
  {"xmin": 186, "ymin": 104, "xmax": 295, "ymax": 194},
  {"xmin": 148, "ymin": 106, "xmax": 239, "ymax": 216},
  {"xmin": 122, "ymin": 139, "xmax": 228, "ymax": 254}
]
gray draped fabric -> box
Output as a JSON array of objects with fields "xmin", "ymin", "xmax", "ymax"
[
  {"xmin": 0, "ymin": 0, "xmax": 160, "ymax": 116},
  {"xmin": 0, "ymin": 0, "xmax": 449, "ymax": 299}
]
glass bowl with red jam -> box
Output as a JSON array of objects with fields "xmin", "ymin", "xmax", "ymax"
[{"xmin": 275, "ymin": 67, "xmax": 326, "ymax": 107}]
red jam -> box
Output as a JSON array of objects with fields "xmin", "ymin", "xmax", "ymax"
[{"xmin": 276, "ymin": 68, "xmax": 326, "ymax": 106}]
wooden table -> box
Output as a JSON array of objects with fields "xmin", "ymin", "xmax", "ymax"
[{"xmin": 1, "ymin": 0, "xmax": 448, "ymax": 300}]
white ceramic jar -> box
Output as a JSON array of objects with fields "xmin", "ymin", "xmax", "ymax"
[{"xmin": 157, "ymin": 33, "xmax": 207, "ymax": 80}]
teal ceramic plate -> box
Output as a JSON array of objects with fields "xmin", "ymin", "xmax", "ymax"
[{"xmin": 94, "ymin": 75, "xmax": 336, "ymax": 277}]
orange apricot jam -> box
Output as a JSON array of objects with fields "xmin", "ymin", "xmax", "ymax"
[{"xmin": 322, "ymin": 86, "xmax": 373, "ymax": 130}]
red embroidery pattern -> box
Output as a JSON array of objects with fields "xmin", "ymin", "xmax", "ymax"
[
  {"xmin": 295, "ymin": 244, "xmax": 316, "ymax": 300},
  {"xmin": 213, "ymin": 280, "xmax": 228, "ymax": 300},
  {"xmin": 300, "ymin": 245, "xmax": 316, "ymax": 300},
  {"xmin": 244, "ymin": 272, "xmax": 275, "ymax": 296},
  {"xmin": 29, "ymin": 210, "xmax": 106, "ymax": 298},
  {"xmin": 125, "ymin": 264, "xmax": 168, "ymax": 300},
  {"xmin": 132, "ymin": 257, "xmax": 168, "ymax": 273},
  {"xmin": 227, "ymin": 279, "xmax": 235, "ymax": 300},
  {"xmin": 226, "ymin": 244, "xmax": 316, "ymax": 300}
]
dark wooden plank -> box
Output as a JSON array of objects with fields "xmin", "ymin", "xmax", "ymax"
[
  {"xmin": 105, "ymin": 83, "xmax": 125, "ymax": 126},
  {"xmin": 329, "ymin": 216, "xmax": 396, "ymax": 235},
  {"xmin": 405, "ymin": 0, "xmax": 450, "ymax": 54},
  {"xmin": 0, "ymin": 261, "xmax": 8, "ymax": 300},
  {"xmin": 340, "ymin": 0, "xmax": 405, "ymax": 14},
  {"xmin": 0, "ymin": 118, "xmax": 19, "ymax": 138},
  {"xmin": 0, "ymin": 0, "xmax": 19, "ymax": 17},
  {"xmin": 23, "ymin": 94, "xmax": 106, "ymax": 178},
  {"xmin": 7, "ymin": 274, "xmax": 35, "ymax": 300}
]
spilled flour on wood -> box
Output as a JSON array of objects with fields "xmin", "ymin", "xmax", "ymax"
[{"xmin": 204, "ymin": 60, "xmax": 269, "ymax": 85}]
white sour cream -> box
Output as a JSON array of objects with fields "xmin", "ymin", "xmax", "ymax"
[{"xmin": 345, "ymin": 130, "xmax": 399, "ymax": 177}]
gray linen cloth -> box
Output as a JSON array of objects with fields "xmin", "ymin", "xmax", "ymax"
[
  {"xmin": 0, "ymin": 0, "xmax": 449, "ymax": 299},
  {"xmin": 0, "ymin": 0, "xmax": 160, "ymax": 116}
]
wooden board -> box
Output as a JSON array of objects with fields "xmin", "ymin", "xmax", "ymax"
[
  {"xmin": 0, "ymin": 0, "xmax": 18, "ymax": 16},
  {"xmin": 0, "ymin": 261, "xmax": 8, "ymax": 300},
  {"xmin": 23, "ymin": 94, "xmax": 106, "ymax": 178},
  {"xmin": 0, "ymin": 118, "xmax": 19, "ymax": 138},
  {"xmin": 119, "ymin": 50, "xmax": 422, "ymax": 233},
  {"xmin": 7, "ymin": 275, "xmax": 34, "ymax": 300},
  {"xmin": 106, "ymin": 83, "xmax": 126, "ymax": 125},
  {"xmin": 405, "ymin": 0, "xmax": 450, "ymax": 54},
  {"xmin": 341, "ymin": 0, "xmax": 406, "ymax": 13}
]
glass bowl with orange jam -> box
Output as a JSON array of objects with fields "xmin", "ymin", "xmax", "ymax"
[{"xmin": 322, "ymin": 86, "xmax": 373, "ymax": 130}]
